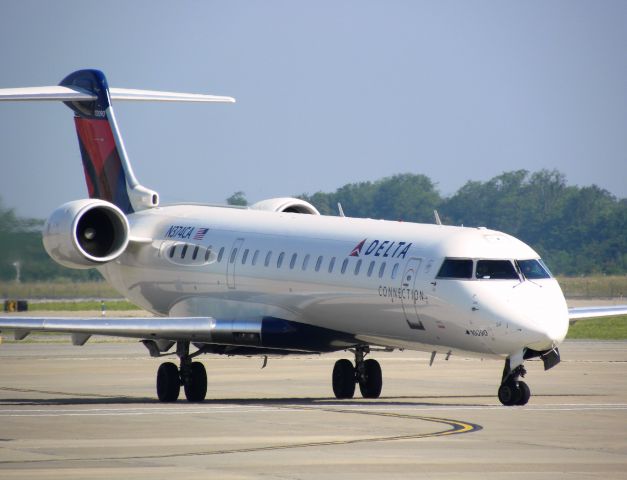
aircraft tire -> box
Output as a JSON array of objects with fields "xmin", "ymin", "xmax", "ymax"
[
  {"xmin": 332, "ymin": 359, "xmax": 356, "ymax": 399},
  {"xmin": 359, "ymin": 359, "xmax": 382, "ymax": 399},
  {"xmin": 157, "ymin": 361, "xmax": 180, "ymax": 402},
  {"xmin": 184, "ymin": 361, "xmax": 207, "ymax": 402},
  {"xmin": 498, "ymin": 381, "xmax": 521, "ymax": 406},
  {"xmin": 516, "ymin": 381, "xmax": 531, "ymax": 406}
]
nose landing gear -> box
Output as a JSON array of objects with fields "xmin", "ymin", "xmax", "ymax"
[
  {"xmin": 332, "ymin": 346, "xmax": 383, "ymax": 399},
  {"xmin": 498, "ymin": 358, "xmax": 531, "ymax": 406}
]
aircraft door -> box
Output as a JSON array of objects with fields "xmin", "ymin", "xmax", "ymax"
[
  {"xmin": 400, "ymin": 257, "xmax": 425, "ymax": 330},
  {"xmin": 226, "ymin": 238, "xmax": 244, "ymax": 289}
]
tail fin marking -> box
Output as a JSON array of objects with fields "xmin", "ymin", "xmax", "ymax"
[{"xmin": 74, "ymin": 115, "xmax": 133, "ymax": 213}]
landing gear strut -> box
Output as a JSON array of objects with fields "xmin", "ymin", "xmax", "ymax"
[
  {"xmin": 156, "ymin": 341, "xmax": 207, "ymax": 402},
  {"xmin": 498, "ymin": 358, "xmax": 531, "ymax": 406},
  {"xmin": 332, "ymin": 346, "xmax": 382, "ymax": 399}
]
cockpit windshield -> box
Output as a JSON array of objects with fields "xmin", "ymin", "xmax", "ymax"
[
  {"xmin": 475, "ymin": 260, "xmax": 519, "ymax": 280},
  {"xmin": 436, "ymin": 257, "xmax": 553, "ymax": 281},
  {"xmin": 516, "ymin": 259, "xmax": 552, "ymax": 279},
  {"xmin": 436, "ymin": 259, "xmax": 473, "ymax": 279}
]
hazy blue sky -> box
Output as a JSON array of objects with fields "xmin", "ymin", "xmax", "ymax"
[{"xmin": 1, "ymin": 1, "xmax": 626, "ymax": 218}]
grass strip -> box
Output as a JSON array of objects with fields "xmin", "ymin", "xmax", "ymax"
[
  {"xmin": 28, "ymin": 300, "xmax": 138, "ymax": 311},
  {"xmin": 567, "ymin": 315, "xmax": 627, "ymax": 340}
]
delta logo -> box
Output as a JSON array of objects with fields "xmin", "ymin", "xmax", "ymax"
[{"xmin": 349, "ymin": 238, "xmax": 412, "ymax": 259}]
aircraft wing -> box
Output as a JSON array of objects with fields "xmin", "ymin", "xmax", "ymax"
[
  {"xmin": 0, "ymin": 316, "xmax": 253, "ymax": 346},
  {"xmin": 0, "ymin": 315, "xmax": 356, "ymax": 353},
  {"xmin": 568, "ymin": 305, "xmax": 627, "ymax": 321}
]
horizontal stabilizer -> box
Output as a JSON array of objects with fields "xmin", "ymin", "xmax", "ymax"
[
  {"xmin": 0, "ymin": 86, "xmax": 235, "ymax": 103},
  {"xmin": 0, "ymin": 86, "xmax": 95, "ymax": 101},
  {"xmin": 109, "ymin": 88, "xmax": 235, "ymax": 103}
]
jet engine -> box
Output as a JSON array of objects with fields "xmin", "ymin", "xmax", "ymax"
[
  {"xmin": 250, "ymin": 197, "xmax": 320, "ymax": 215},
  {"xmin": 42, "ymin": 199, "xmax": 130, "ymax": 269}
]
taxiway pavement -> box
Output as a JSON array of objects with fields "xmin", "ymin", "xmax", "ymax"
[{"xmin": 0, "ymin": 340, "xmax": 626, "ymax": 479}]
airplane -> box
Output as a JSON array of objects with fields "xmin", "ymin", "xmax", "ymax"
[{"xmin": 1, "ymin": 69, "xmax": 626, "ymax": 406}]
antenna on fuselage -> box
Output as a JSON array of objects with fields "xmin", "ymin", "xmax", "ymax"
[
  {"xmin": 433, "ymin": 210, "xmax": 442, "ymax": 225},
  {"xmin": 338, "ymin": 203, "xmax": 346, "ymax": 217}
]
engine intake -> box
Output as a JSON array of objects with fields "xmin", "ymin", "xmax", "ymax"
[
  {"xmin": 250, "ymin": 197, "xmax": 320, "ymax": 215},
  {"xmin": 43, "ymin": 199, "xmax": 130, "ymax": 269}
]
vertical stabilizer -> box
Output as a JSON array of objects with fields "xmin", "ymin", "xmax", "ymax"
[
  {"xmin": 0, "ymin": 69, "xmax": 235, "ymax": 214},
  {"xmin": 60, "ymin": 69, "xmax": 159, "ymax": 214}
]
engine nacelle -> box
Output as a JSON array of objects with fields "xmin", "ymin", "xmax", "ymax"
[
  {"xmin": 250, "ymin": 197, "xmax": 320, "ymax": 215},
  {"xmin": 43, "ymin": 199, "xmax": 130, "ymax": 269}
]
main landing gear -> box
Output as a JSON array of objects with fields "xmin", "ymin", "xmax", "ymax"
[
  {"xmin": 498, "ymin": 357, "xmax": 531, "ymax": 406},
  {"xmin": 156, "ymin": 341, "xmax": 207, "ymax": 402},
  {"xmin": 332, "ymin": 346, "xmax": 382, "ymax": 399}
]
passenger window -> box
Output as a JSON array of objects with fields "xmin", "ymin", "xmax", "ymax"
[
  {"xmin": 437, "ymin": 258, "xmax": 473, "ymax": 279},
  {"xmin": 391, "ymin": 263, "xmax": 399, "ymax": 279},
  {"xmin": 229, "ymin": 248, "xmax": 238, "ymax": 264},
  {"xmin": 315, "ymin": 256, "xmax": 323, "ymax": 272},
  {"xmin": 252, "ymin": 250, "xmax": 260, "ymax": 266},
  {"xmin": 517, "ymin": 259, "xmax": 552, "ymax": 279},
  {"xmin": 290, "ymin": 253, "xmax": 297, "ymax": 269},
  {"xmin": 181, "ymin": 244, "xmax": 188, "ymax": 259},
  {"xmin": 302, "ymin": 254, "xmax": 310, "ymax": 270},
  {"xmin": 192, "ymin": 245, "xmax": 199, "ymax": 261},
  {"xmin": 476, "ymin": 260, "xmax": 518, "ymax": 280},
  {"xmin": 378, "ymin": 262, "xmax": 386, "ymax": 278},
  {"xmin": 205, "ymin": 246, "xmax": 212, "ymax": 262},
  {"xmin": 265, "ymin": 251, "xmax": 272, "ymax": 267},
  {"xmin": 354, "ymin": 259, "xmax": 362, "ymax": 275},
  {"xmin": 169, "ymin": 246, "xmax": 176, "ymax": 258},
  {"xmin": 217, "ymin": 247, "xmax": 225, "ymax": 263},
  {"xmin": 328, "ymin": 257, "xmax": 336, "ymax": 273},
  {"xmin": 341, "ymin": 258, "xmax": 349, "ymax": 274},
  {"xmin": 277, "ymin": 252, "xmax": 285, "ymax": 268},
  {"xmin": 242, "ymin": 249, "xmax": 249, "ymax": 265},
  {"xmin": 367, "ymin": 261, "xmax": 375, "ymax": 277}
]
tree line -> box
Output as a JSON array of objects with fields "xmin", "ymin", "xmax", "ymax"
[
  {"xmin": 1, "ymin": 169, "xmax": 625, "ymax": 281},
  {"xmin": 298, "ymin": 170, "xmax": 626, "ymax": 275},
  {"xmin": 0, "ymin": 200, "xmax": 102, "ymax": 282}
]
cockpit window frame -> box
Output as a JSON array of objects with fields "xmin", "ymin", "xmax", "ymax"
[
  {"xmin": 436, "ymin": 258, "xmax": 474, "ymax": 280},
  {"xmin": 516, "ymin": 259, "xmax": 552, "ymax": 280}
]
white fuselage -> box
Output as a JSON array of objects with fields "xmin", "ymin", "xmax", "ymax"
[{"xmin": 100, "ymin": 204, "xmax": 570, "ymax": 359}]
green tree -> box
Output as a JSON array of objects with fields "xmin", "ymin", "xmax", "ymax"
[
  {"xmin": 0, "ymin": 196, "xmax": 100, "ymax": 282},
  {"xmin": 440, "ymin": 171, "xmax": 626, "ymax": 275},
  {"xmin": 301, "ymin": 173, "xmax": 442, "ymax": 222},
  {"xmin": 227, "ymin": 191, "xmax": 248, "ymax": 206}
]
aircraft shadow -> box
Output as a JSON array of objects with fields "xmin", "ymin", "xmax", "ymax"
[{"xmin": 0, "ymin": 392, "xmax": 604, "ymax": 408}]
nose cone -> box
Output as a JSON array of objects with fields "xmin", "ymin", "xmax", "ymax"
[
  {"xmin": 525, "ymin": 303, "xmax": 569, "ymax": 350},
  {"xmin": 513, "ymin": 281, "xmax": 569, "ymax": 351}
]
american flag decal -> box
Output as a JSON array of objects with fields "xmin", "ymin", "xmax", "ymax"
[{"xmin": 193, "ymin": 228, "xmax": 209, "ymax": 240}]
